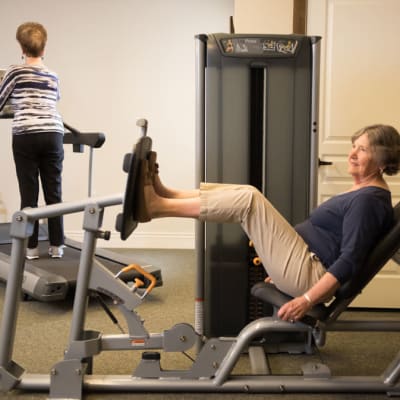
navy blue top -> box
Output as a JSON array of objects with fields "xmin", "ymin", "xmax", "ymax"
[{"xmin": 295, "ymin": 187, "xmax": 393, "ymax": 285}]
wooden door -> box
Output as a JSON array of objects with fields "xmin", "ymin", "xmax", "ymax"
[{"xmin": 308, "ymin": 0, "xmax": 400, "ymax": 307}]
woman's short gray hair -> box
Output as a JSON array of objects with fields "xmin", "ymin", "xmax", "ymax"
[{"xmin": 352, "ymin": 124, "xmax": 400, "ymax": 176}]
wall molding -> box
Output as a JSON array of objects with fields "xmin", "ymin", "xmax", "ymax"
[{"xmin": 66, "ymin": 230, "xmax": 195, "ymax": 249}]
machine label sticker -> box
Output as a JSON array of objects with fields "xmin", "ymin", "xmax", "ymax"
[
  {"xmin": 221, "ymin": 38, "xmax": 299, "ymax": 57},
  {"xmin": 263, "ymin": 39, "xmax": 298, "ymax": 54}
]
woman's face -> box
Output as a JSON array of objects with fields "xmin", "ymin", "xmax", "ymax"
[{"xmin": 348, "ymin": 133, "xmax": 380, "ymax": 180}]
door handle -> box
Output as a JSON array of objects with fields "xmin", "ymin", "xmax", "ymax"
[{"xmin": 319, "ymin": 158, "xmax": 333, "ymax": 166}]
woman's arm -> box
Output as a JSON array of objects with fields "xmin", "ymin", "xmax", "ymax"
[
  {"xmin": 0, "ymin": 68, "xmax": 15, "ymax": 112},
  {"xmin": 277, "ymin": 272, "xmax": 340, "ymax": 322}
]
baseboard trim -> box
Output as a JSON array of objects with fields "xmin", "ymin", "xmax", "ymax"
[{"xmin": 66, "ymin": 230, "xmax": 195, "ymax": 249}]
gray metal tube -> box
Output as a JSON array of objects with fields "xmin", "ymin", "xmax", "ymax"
[
  {"xmin": 88, "ymin": 147, "xmax": 94, "ymax": 197},
  {"xmin": 68, "ymin": 229, "xmax": 98, "ymax": 342},
  {"xmin": 0, "ymin": 237, "xmax": 27, "ymax": 366},
  {"xmin": 19, "ymin": 194, "xmax": 123, "ymax": 220},
  {"xmin": 14, "ymin": 373, "xmax": 398, "ymax": 394},
  {"xmin": 384, "ymin": 351, "xmax": 400, "ymax": 386},
  {"xmin": 309, "ymin": 37, "xmax": 321, "ymax": 212},
  {"xmin": 194, "ymin": 34, "xmax": 206, "ymax": 337},
  {"xmin": 81, "ymin": 376, "xmax": 397, "ymax": 394},
  {"xmin": 213, "ymin": 318, "xmax": 312, "ymax": 386},
  {"xmin": 0, "ymin": 194, "xmax": 123, "ymax": 367},
  {"xmin": 326, "ymin": 320, "xmax": 400, "ymax": 332},
  {"xmin": 13, "ymin": 363, "xmax": 400, "ymax": 394},
  {"xmin": 261, "ymin": 68, "xmax": 268, "ymax": 194}
]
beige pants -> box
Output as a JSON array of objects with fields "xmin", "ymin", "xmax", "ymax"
[{"xmin": 199, "ymin": 183, "xmax": 326, "ymax": 297}]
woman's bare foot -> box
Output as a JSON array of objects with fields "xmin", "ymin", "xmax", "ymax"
[
  {"xmin": 148, "ymin": 151, "xmax": 176, "ymax": 198},
  {"xmin": 148, "ymin": 151, "xmax": 199, "ymax": 199},
  {"xmin": 144, "ymin": 183, "xmax": 201, "ymax": 219},
  {"xmin": 143, "ymin": 184, "xmax": 161, "ymax": 218}
]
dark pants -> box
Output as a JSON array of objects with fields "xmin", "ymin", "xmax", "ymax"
[{"xmin": 12, "ymin": 132, "xmax": 64, "ymax": 248}]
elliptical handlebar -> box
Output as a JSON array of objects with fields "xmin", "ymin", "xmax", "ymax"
[
  {"xmin": 136, "ymin": 118, "xmax": 148, "ymax": 137},
  {"xmin": 63, "ymin": 121, "xmax": 106, "ymax": 150}
]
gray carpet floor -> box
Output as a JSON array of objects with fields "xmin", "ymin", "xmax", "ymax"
[{"xmin": 0, "ymin": 248, "xmax": 399, "ymax": 399}]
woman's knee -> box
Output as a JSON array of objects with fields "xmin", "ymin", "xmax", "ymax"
[
  {"xmin": 247, "ymin": 185, "xmax": 264, "ymax": 201},
  {"xmin": 240, "ymin": 184, "xmax": 261, "ymax": 195}
]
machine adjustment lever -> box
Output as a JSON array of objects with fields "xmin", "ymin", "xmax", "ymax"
[{"xmin": 115, "ymin": 264, "xmax": 157, "ymax": 298}]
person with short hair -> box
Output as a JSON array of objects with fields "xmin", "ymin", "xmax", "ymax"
[
  {"xmin": 0, "ymin": 22, "xmax": 65, "ymax": 259},
  {"xmin": 136, "ymin": 124, "xmax": 400, "ymax": 322}
]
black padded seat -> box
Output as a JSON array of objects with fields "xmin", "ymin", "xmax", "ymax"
[
  {"xmin": 252, "ymin": 202, "xmax": 400, "ymax": 327},
  {"xmin": 251, "ymin": 281, "xmax": 328, "ymax": 324}
]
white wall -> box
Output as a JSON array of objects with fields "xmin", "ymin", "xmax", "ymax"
[
  {"xmin": 0, "ymin": 0, "xmax": 233, "ymax": 248},
  {"xmin": 234, "ymin": 0, "xmax": 293, "ymax": 33}
]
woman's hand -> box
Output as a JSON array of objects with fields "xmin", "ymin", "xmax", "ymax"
[
  {"xmin": 264, "ymin": 276, "xmax": 311, "ymax": 322},
  {"xmin": 277, "ymin": 272, "xmax": 340, "ymax": 323},
  {"xmin": 277, "ymin": 296, "xmax": 312, "ymax": 323}
]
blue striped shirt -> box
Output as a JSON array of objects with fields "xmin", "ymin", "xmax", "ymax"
[{"xmin": 0, "ymin": 64, "xmax": 64, "ymax": 135}]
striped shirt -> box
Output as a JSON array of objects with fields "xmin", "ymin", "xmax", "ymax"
[{"xmin": 0, "ymin": 64, "xmax": 64, "ymax": 135}]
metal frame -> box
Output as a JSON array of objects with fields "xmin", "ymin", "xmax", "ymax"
[
  {"xmin": 0, "ymin": 120, "xmax": 161, "ymax": 302},
  {"xmin": 309, "ymin": 37, "xmax": 321, "ymax": 212},
  {"xmin": 0, "ymin": 181, "xmax": 399, "ymax": 399},
  {"xmin": 195, "ymin": 33, "xmax": 322, "ymax": 339},
  {"xmin": 0, "ymin": 116, "xmax": 399, "ymax": 398}
]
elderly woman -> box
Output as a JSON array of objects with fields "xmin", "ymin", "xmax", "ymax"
[
  {"xmin": 0, "ymin": 22, "xmax": 65, "ymax": 259},
  {"xmin": 136, "ymin": 124, "xmax": 400, "ymax": 323}
]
